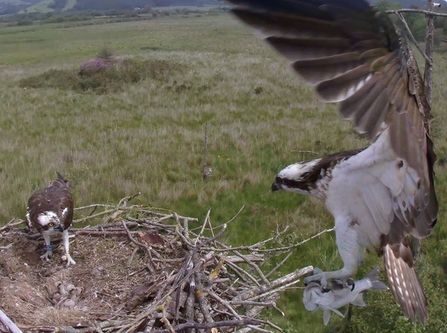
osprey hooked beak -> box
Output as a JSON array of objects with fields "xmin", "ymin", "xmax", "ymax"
[
  {"xmin": 54, "ymin": 224, "xmax": 64, "ymax": 232},
  {"xmin": 271, "ymin": 180, "xmax": 282, "ymax": 192}
]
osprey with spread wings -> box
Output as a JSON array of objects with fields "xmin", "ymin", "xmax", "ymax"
[{"xmin": 227, "ymin": 0, "xmax": 438, "ymax": 323}]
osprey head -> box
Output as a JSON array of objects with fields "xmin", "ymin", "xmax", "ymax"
[
  {"xmin": 271, "ymin": 159, "xmax": 322, "ymax": 195},
  {"xmin": 37, "ymin": 211, "xmax": 64, "ymax": 232}
]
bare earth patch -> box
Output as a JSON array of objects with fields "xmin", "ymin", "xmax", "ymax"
[
  {"xmin": 0, "ymin": 199, "xmax": 314, "ymax": 333},
  {"xmin": 0, "ymin": 230, "xmax": 153, "ymax": 329}
]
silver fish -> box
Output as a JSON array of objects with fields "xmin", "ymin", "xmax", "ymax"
[{"xmin": 303, "ymin": 267, "xmax": 388, "ymax": 325}]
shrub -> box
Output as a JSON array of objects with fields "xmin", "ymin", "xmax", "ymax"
[
  {"xmin": 96, "ymin": 47, "xmax": 115, "ymax": 62},
  {"xmin": 19, "ymin": 58, "xmax": 183, "ymax": 94},
  {"xmin": 17, "ymin": 20, "xmax": 33, "ymax": 26}
]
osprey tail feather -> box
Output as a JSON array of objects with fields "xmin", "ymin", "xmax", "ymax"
[{"xmin": 384, "ymin": 242, "xmax": 427, "ymax": 323}]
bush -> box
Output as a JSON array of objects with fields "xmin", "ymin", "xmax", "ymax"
[
  {"xmin": 17, "ymin": 20, "xmax": 33, "ymax": 26},
  {"xmin": 19, "ymin": 58, "xmax": 183, "ymax": 94}
]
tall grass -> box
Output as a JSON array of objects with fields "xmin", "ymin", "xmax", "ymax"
[{"xmin": 1, "ymin": 14, "xmax": 447, "ymax": 332}]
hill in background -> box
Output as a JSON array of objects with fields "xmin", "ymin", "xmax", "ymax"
[
  {"xmin": 0, "ymin": 0, "xmax": 442, "ymax": 16},
  {"xmin": 0, "ymin": 0, "xmax": 223, "ymax": 15}
]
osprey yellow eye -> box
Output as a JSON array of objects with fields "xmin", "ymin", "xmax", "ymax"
[{"xmin": 48, "ymin": 222, "xmax": 54, "ymax": 227}]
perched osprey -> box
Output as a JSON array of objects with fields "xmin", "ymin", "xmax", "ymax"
[
  {"xmin": 26, "ymin": 172, "xmax": 76, "ymax": 267},
  {"xmin": 227, "ymin": 0, "xmax": 438, "ymax": 324}
]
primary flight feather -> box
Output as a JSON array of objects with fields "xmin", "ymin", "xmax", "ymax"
[{"xmin": 226, "ymin": 0, "xmax": 438, "ymax": 323}]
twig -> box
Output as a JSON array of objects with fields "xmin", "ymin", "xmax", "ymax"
[
  {"xmin": 118, "ymin": 192, "xmax": 141, "ymax": 208},
  {"xmin": 195, "ymin": 210, "xmax": 211, "ymax": 245},
  {"xmin": 150, "ymin": 319, "xmax": 266, "ymax": 333},
  {"xmin": 386, "ymin": 8, "xmax": 447, "ymax": 16},
  {"xmin": 233, "ymin": 250, "xmax": 270, "ymax": 285},
  {"xmin": 264, "ymin": 252, "xmax": 293, "ymax": 279},
  {"xmin": 3, "ymin": 195, "xmax": 320, "ymax": 333},
  {"xmin": 424, "ymin": 0, "xmax": 435, "ymax": 105},
  {"xmin": 74, "ymin": 204, "xmax": 115, "ymax": 211},
  {"xmin": 121, "ymin": 220, "xmax": 156, "ymax": 273},
  {"xmin": 0, "ymin": 219, "xmax": 25, "ymax": 232},
  {"xmin": 392, "ymin": 11, "xmax": 432, "ymax": 64},
  {"xmin": 202, "ymin": 122, "xmax": 212, "ymax": 179},
  {"xmin": 0, "ymin": 308, "xmax": 22, "ymax": 333}
]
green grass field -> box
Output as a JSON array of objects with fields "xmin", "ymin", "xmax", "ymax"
[{"xmin": 1, "ymin": 13, "xmax": 447, "ymax": 332}]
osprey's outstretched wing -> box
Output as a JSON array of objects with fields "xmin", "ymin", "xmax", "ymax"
[{"xmin": 226, "ymin": 0, "xmax": 438, "ymax": 323}]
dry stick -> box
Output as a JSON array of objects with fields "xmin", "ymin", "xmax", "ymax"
[
  {"xmin": 0, "ymin": 219, "xmax": 25, "ymax": 232},
  {"xmin": 139, "ymin": 210, "xmax": 198, "ymax": 223},
  {"xmin": 412, "ymin": 0, "xmax": 436, "ymax": 261},
  {"xmin": 73, "ymin": 230, "xmax": 129, "ymax": 237},
  {"xmin": 190, "ymin": 205, "xmax": 245, "ymax": 233},
  {"xmin": 264, "ymin": 252, "xmax": 293, "ymax": 280},
  {"xmin": 0, "ymin": 308, "xmax": 22, "ymax": 333},
  {"xmin": 118, "ymin": 192, "xmax": 141, "ymax": 207},
  {"xmin": 392, "ymin": 11, "xmax": 432, "ymax": 65},
  {"xmin": 233, "ymin": 249, "xmax": 270, "ymax": 285},
  {"xmin": 74, "ymin": 208, "xmax": 120, "ymax": 224},
  {"xmin": 160, "ymin": 304, "xmax": 175, "ymax": 333},
  {"xmin": 150, "ymin": 319, "xmax": 264, "ymax": 333},
  {"xmin": 74, "ymin": 203, "xmax": 115, "ymax": 211},
  {"xmin": 127, "ymin": 217, "xmax": 177, "ymax": 230},
  {"xmin": 233, "ymin": 266, "xmax": 314, "ymax": 304},
  {"xmin": 235, "ymin": 318, "xmax": 283, "ymax": 333},
  {"xmin": 195, "ymin": 210, "xmax": 212, "ymax": 244},
  {"xmin": 208, "ymin": 290, "xmax": 241, "ymax": 319},
  {"xmin": 385, "ymin": 7, "xmax": 447, "ymax": 64},
  {"xmin": 202, "ymin": 121, "xmax": 210, "ymax": 179},
  {"xmin": 121, "ymin": 220, "xmax": 156, "ymax": 273},
  {"xmin": 207, "ymin": 226, "xmax": 333, "ymax": 253},
  {"xmin": 386, "ymin": 8, "xmax": 447, "ymax": 16},
  {"xmin": 121, "ymin": 273, "xmax": 177, "ymax": 333},
  {"xmin": 195, "ymin": 289, "xmax": 214, "ymax": 325},
  {"xmin": 424, "ymin": 0, "xmax": 435, "ymax": 105},
  {"xmin": 204, "ymin": 122, "xmax": 208, "ymax": 167},
  {"xmin": 225, "ymin": 260, "xmax": 261, "ymax": 287},
  {"xmin": 185, "ymin": 287, "xmax": 196, "ymax": 326},
  {"xmin": 127, "ymin": 225, "xmax": 228, "ymax": 332},
  {"xmin": 127, "ymin": 247, "xmax": 139, "ymax": 267},
  {"xmin": 205, "ymin": 225, "xmax": 289, "ymax": 252},
  {"xmin": 249, "ymin": 227, "xmax": 334, "ymax": 253},
  {"xmin": 207, "ymin": 294, "xmax": 276, "ymax": 333}
]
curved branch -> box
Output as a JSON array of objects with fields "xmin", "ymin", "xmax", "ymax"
[{"xmin": 386, "ymin": 8, "xmax": 447, "ymax": 17}]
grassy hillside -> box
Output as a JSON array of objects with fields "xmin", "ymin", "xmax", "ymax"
[
  {"xmin": 1, "ymin": 13, "xmax": 447, "ymax": 332},
  {"xmin": 63, "ymin": 0, "xmax": 75, "ymax": 11},
  {"xmin": 17, "ymin": 0, "xmax": 223, "ymax": 14},
  {"xmin": 24, "ymin": 0, "xmax": 53, "ymax": 13}
]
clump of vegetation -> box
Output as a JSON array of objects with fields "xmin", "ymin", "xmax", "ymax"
[
  {"xmin": 19, "ymin": 58, "xmax": 183, "ymax": 94},
  {"xmin": 96, "ymin": 46, "xmax": 115, "ymax": 62}
]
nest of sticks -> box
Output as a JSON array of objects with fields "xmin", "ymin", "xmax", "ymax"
[{"xmin": 0, "ymin": 194, "xmax": 330, "ymax": 333}]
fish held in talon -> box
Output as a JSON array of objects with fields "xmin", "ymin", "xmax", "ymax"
[{"xmin": 303, "ymin": 267, "xmax": 388, "ymax": 325}]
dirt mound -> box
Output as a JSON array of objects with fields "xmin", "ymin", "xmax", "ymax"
[{"xmin": 0, "ymin": 200, "xmax": 312, "ymax": 333}]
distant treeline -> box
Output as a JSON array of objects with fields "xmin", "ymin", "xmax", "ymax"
[
  {"xmin": 73, "ymin": 0, "xmax": 222, "ymax": 11},
  {"xmin": 0, "ymin": 5, "xmax": 227, "ymax": 27}
]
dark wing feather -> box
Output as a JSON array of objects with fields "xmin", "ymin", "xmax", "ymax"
[{"xmin": 227, "ymin": 0, "xmax": 437, "ymax": 239}]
